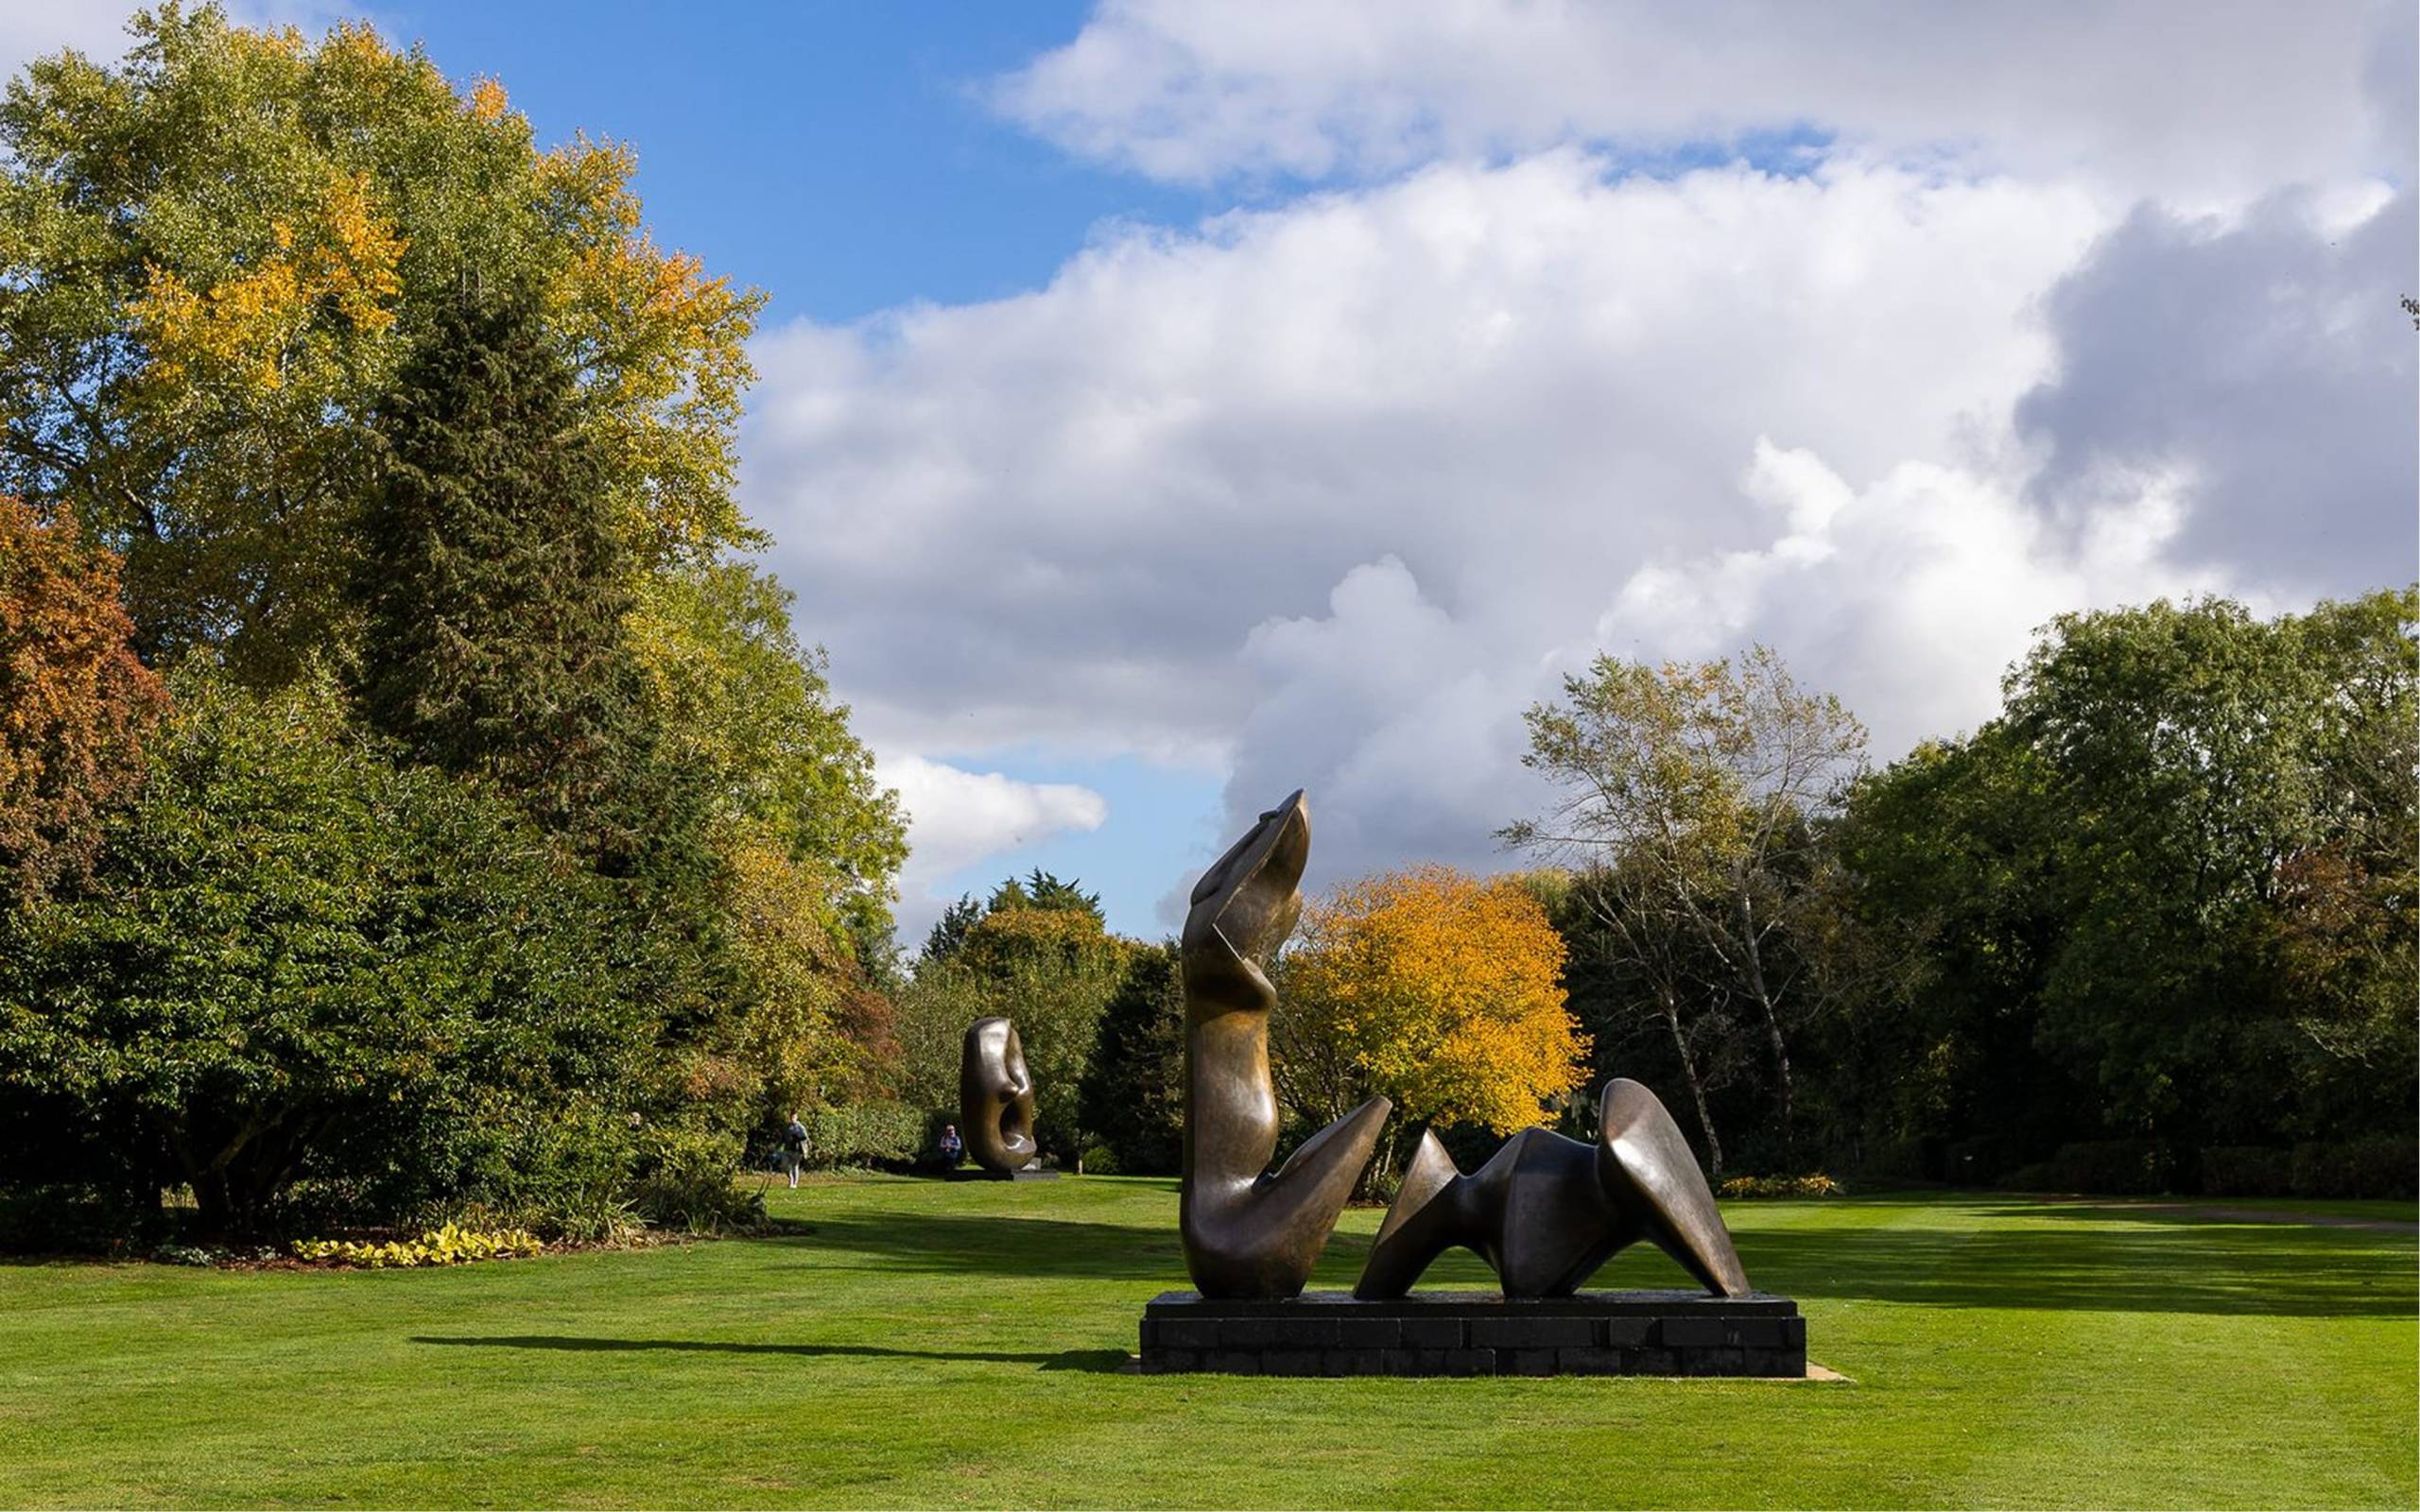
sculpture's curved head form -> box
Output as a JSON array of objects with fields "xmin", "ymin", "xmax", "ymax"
[
  {"xmin": 959, "ymin": 1016, "xmax": 1038, "ymax": 1174},
  {"xmin": 1181, "ymin": 790, "xmax": 1307, "ymax": 1007},
  {"xmin": 1179, "ymin": 789, "xmax": 1392, "ymax": 1298}
]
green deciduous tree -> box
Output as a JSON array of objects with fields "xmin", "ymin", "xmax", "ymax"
[
  {"xmin": 628, "ymin": 560, "xmax": 905, "ymax": 944},
  {"xmin": 0, "ymin": 668, "xmax": 653, "ymax": 1234},
  {"xmin": 1841, "ymin": 589, "xmax": 2418, "ymax": 1162},
  {"xmin": 1505, "ymin": 645, "xmax": 1869, "ymax": 1165},
  {"xmin": 0, "ymin": 6, "xmax": 762, "ymax": 680}
]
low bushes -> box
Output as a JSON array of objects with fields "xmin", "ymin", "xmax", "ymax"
[
  {"xmin": 805, "ymin": 1101, "xmax": 925, "ymax": 1170},
  {"xmin": 2286, "ymin": 1138, "xmax": 2416, "ymax": 1200},
  {"xmin": 2197, "ymin": 1145, "xmax": 2295, "ymax": 1197}
]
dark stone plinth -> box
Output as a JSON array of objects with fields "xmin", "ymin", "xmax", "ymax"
[
  {"xmin": 943, "ymin": 1166, "xmax": 1060, "ymax": 1181},
  {"xmin": 1137, "ymin": 1290, "xmax": 1806, "ymax": 1377}
]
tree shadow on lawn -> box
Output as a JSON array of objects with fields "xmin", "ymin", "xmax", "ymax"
[
  {"xmin": 409, "ymin": 1334, "xmax": 1130, "ymax": 1372},
  {"xmin": 762, "ymin": 1203, "xmax": 2415, "ymax": 1319},
  {"xmin": 1727, "ymin": 1202, "xmax": 2417, "ymax": 1319}
]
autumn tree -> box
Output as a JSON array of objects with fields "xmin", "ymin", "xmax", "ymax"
[
  {"xmin": 1275, "ymin": 866, "xmax": 1587, "ymax": 1185},
  {"xmin": 1504, "ymin": 645, "xmax": 1867, "ymax": 1165},
  {"xmin": 0, "ymin": 500, "xmax": 165, "ymax": 903},
  {"xmin": 0, "ymin": 8, "xmax": 761, "ymax": 680}
]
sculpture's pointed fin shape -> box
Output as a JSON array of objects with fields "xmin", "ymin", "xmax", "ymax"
[
  {"xmin": 1262, "ymin": 1092, "xmax": 1392, "ymax": 1238},
  {"xmin": 1354, "ymin": 1126, "xmax": 1465, "ymax": 1299},
  {"xmin": 1596, "ymin": 1077, "xmax": 1752, "ymax": 1297}
]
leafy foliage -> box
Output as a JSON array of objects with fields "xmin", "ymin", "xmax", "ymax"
[
  {"xmin": 0, "ymin": 6, "xmax": 763, "ymax": 680},
  {"xmin": 1835, "ymin": 589, "xmax": 2418, "ymax": 1171},
  {"xmin": 0, "ymin": 668, "xmax": 655, "ymax": 1233},
  {"xmin": 1079, "ymin": 943, "xmax": 1186, "ymax": 1176},
  {"xmin": 1276, "ymin": 866, "xmax": 1586, "ymax": 1150},
  {"xmin": 0, "ymin": 500, "xmax": 165, "ymax": 903}
]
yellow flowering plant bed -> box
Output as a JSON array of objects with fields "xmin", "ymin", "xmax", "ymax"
[
  {"xmin": 1717, "ymin": 1173, "xmax": 1845, "ymax": 1200},
  {"xmin": 292, "ymin": 1224, "xmax": 545, "ymax": 1269}
]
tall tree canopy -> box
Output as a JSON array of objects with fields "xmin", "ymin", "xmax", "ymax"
[
  {"xmin": 1841, "ymin": 589, "xmax": 2418, "ymax": 1158},
  {"xmin": 352, "ymin": 291, "xmax": 662, "ymax": 863},
  {"xmin": 1504, "ymin": 644, "xmax": 1869, "ymax": 1163},
  {"xmin": 0, "ymin": 4, "xmax": 760, "ymax": 680}
]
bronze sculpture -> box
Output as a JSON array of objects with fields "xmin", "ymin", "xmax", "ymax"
[
  {"xmin": 1355, "ymin": 1076, "xmax": 1751, "ymax": 1299},
  {"xmin": 1181, "ymin": 791, "xmax": 1391, "ymax": 1298},
  {"xmin": 959, "ymin": 1016, "xmax": 1039, "ymax": 1174}
]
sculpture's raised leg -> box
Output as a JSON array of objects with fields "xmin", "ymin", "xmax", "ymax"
[
  {"xmin": 1180, "ymin": 791, "xmax": 1390, "ymax": 1299},
  {"xmin": 1355, "ymin": 1077, "xmax": 1750, "ymax": 1299},
  {"xmin": 959, "ymin": 1016, "xmax": 1039, "ymax": 1174},
  {"xmin": 1598, "ymin": 1076, "xmax": 1749, "ymax": 1296}
]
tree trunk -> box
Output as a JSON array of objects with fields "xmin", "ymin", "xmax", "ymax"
[
  {"xmin": 1736, "ymin": 890, "xmax": 1795, "ymax": 1163},
  {"xmin": 1658, "ymin": 988, "xmax": 1723, "ymax": 1177}
]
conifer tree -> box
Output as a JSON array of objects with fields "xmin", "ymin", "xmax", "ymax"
[{"xmin": 353, "ymin": 292, "xmax": 660, "ymax": 867}]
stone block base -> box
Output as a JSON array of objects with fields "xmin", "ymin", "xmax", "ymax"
[
  {"xmin": 1138, "ymin": 1290, "xmax": 1805, "ymax": 1377},
  {"xmin": 943, "ymin": 1166, "xmax": 1061, "ymax": 1181}
]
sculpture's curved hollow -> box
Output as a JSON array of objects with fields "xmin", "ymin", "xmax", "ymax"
[
  {"xmin": 959, "ymin": 1016, "xmax": 1038, "ymax": 1174},
  {"xmin": 1355, "ymin": 1077, "xmax": 1751, "ymax": 1299},
  {"xmin": 1180, "ymin": 791, "xmax": 1390, "ymax": 1298}
]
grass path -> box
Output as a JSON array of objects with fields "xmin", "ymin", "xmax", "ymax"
[{"xmin": 0, "ymin": 1178, "xmax": 2411, "ymax": 1508}]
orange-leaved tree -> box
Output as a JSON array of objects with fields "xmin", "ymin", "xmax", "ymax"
[
  {"xmin": 0, "ymin": 498, "xmax": 166, "ymax": 903},
  {"xmin": 1276, "ymin": 866, "xmax": 1588, "ymax": 1184}
]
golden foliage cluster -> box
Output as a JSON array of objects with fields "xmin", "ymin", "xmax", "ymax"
[{"xmin": 1283, "ymin": 866, "xmax": 1587, "ymax": 1133}]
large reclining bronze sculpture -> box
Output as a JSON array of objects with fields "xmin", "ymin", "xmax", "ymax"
[
  {"xmin": 1179, "ymin": 791, "xmax": 1391, "ymax": 1298},
  {"xmin": 1177, "ymin": 787, "xmax": 1749, "ymax": 1305}
]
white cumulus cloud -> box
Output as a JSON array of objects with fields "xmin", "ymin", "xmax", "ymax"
[
  {"xmin": 994, "ymin": 0, "xmax": 2408, "ymax": 204},
  {"xmin": 877, "ymin": 754, "xmax": 1109, "ymax": 938}
]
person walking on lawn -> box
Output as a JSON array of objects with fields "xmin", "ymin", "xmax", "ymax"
[{"xmin": 782, "ymin": 1114, "xmax": 811, "ymax": 1189}]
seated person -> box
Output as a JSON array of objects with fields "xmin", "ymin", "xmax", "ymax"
[{"xmin": 937, "ymin": 1124, "xmax": 964, "ymax": 1167}]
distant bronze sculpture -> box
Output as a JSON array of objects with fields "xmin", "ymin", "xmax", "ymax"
[
  {"xmin": 1356, "ymin": 1076, "xmax": 1751, "ymax": 1299},
  {"xmin": 959, "ymin": 1017, "xmax": 1039, "ymax": 1174},
  {"xmin": 1181, "ymin": 791, "xmax": 1391, "ymax": 1298}
]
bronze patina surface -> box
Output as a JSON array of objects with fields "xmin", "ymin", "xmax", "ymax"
[
  {"xmin": 1355, "ymin": 1076, "xmax": 1750, "ymax": 1299},
  {"xmin": 959, "ymin": 1016, "xmax": 1039, "ymax": 1174},
  {"xmin": 1180, "ymin": 791, "xmax": 1390, "ymax": 1298}
]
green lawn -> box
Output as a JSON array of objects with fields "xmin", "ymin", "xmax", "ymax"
[{"xmin": 2, "ymin": 1177, "xmax": 2411, "ymax": 1509}]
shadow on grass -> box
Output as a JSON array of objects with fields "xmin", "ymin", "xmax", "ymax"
[
  {"xmin": 1726, "ymin": 1200, "xmax": 2417, "ymax": 1320},
  {"xmin": 761, "ymin": 1199, "xmax": 2415, "ymax": 1319},
  {"xmin": 410, "ymin": 1335, "xmax": 1128, "ymax": 1372}
]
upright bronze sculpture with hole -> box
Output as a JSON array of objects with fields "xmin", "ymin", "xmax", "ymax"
[{"xmin": 959, "ymin": 1016, "xmax": 1049, "ymax": 1178}]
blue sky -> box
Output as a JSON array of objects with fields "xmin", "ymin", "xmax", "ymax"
[
  {"xmin": 376, "ymin": 2, "xmax": 1202, "ymax": 324},
  {"xmin": 11, "ymin": 2, "xmax": 2402, "ymax": 946}
]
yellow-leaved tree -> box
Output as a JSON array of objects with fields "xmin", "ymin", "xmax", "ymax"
[{"xmin": 1275, "ymin": 866, "xmax": 1588, "ymax": 1185}]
